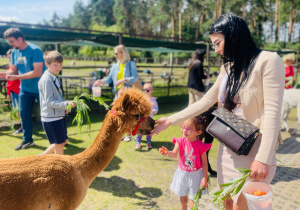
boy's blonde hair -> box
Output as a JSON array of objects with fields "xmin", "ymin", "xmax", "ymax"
[
  {"xmin": 44, "ymin": 51, "xmax": 63, "ymax": 64},
  {"xmin": 114, "ymin": 45, "xmax": 130, "ymax": 63},
  {"xmin": 282, "ymin": 53, "xmax": 295, "ymax": 63}
]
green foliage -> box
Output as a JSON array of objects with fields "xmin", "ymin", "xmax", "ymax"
[
  {"xmin": 286, "ymin": 42, "xmax": 300, "ymax": 50},
  {"xmin": 192, "ymin": 176, "xmax": 210, "ymax": 210},
  {"xmin": 88, "ymin": 0, "xmax": 116, "ymax": 26},
  {"xmin": 129, "ymin": 50, "xmax": 142, "ymax": 58},
  {"xmin": 33, "ymin": 0, "xmax": 300, "ymax": 59},
  {"xmin": 263, "ymin": 42, "xmax": 284, "ymax": 51},
  {"xmin": 6, "ymin": 105, "xmax": 19, "ymax": 130},
  {"xmin": 66, "ymin": 93, "xmax": 109, "ymax": 133},
  {"xmin": 0, "ymin": 43, "xmax": 11, "ymax": 56},
  {"xmin": 212, "ymin": 168, "xmax": 251, "ymax": 210}
]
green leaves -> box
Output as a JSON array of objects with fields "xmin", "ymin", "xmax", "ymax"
[
  {"xmin": 212, "ymin": 168, "xmax": 251, "ymax": 210},
  {"xmin": 66, "ymin": 93, "xmax": 109, "ymax": 133},
  {"xmin": 6, "ymin": 105, "xmax": 19, "ymax": 130},
  {"xmin": 191, "ymin": 176, "xmax": 210, "ymax": 210},
  {"xmin": 192, "ymin": 186, "xmax": 204, "ymax": 210}
]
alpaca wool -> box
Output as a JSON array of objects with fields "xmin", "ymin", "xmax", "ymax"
[{"xmin": 0, "ymin": 88, "xmax": 154, "ymax": 210}]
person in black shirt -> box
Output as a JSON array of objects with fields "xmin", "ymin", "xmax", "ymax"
[
  {"xmin": 187, "ymin": 49, "xmax": 208, "ymax": 106},
  {"xmin": 188, "ymin": 49, "xmax": 217, "ymax": 176}
]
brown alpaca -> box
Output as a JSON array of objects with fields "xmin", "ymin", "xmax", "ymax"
[{"xmin": 0, "ymin": 89, "xmax": 154, "ymax": 210}]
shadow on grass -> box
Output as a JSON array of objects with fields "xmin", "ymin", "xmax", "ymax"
[
  {"xmin": 90, "ymin": 175, "xmax": 162, "ymax": 206},
  {"xmin": 155, "ymin": 95, "xmax": 188, "ymax": 116}
]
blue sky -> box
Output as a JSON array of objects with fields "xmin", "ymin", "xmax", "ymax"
[{"xmin": 0, "ymin": 0, "xmax": 88, "ymax": 24}]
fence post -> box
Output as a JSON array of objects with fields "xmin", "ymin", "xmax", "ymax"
[
  {"xmin": 119, "ymin": 34, "xmax": 123, "ymax": 44},
  {"xmin": 168, "ymin": 52, "xmax": 174, "ymax": 97}
]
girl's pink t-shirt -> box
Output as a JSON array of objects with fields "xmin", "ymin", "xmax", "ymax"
[{"xmin": 173, "ymin": 137, "xmax": 212, "ymax": 172}]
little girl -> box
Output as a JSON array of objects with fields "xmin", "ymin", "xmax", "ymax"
[{"xmin": 159, "ymin": 107, "xmax": 216, "ymax": 210}]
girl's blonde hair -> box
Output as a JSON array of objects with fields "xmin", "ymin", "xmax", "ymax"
[
  {"xmin": 282, "ymin": 53, "xmax": 295, "ymax": 63},
  {"xmin": 114, "ymin": 45, "xmax": 130, "ymax": 63}
]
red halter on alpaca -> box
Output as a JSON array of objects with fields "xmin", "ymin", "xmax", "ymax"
[{"xmin": 110, "ymin": 109, "xmax": 145, "ymax": 136}]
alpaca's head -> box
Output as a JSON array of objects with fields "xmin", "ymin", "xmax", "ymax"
[{"xmin": 111, "ymin": 88, "xmax": 155, "ymax": 135}]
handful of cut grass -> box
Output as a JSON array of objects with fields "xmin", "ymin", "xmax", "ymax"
[
  {"xmin": 212, "ymin": 168, "xmax": 251, "ymax": 209},
  {"xmin": 191, "ymin": 176, "xmax": 210, "ymax": 210},
  {"xmin": 6, "ymin": 104, "xmax": 19, "ymax": 130},
  {"xmin": 65, "ymin": 93, "xmax": 109, "ymax": 133}
]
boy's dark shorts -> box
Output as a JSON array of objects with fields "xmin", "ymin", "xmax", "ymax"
[{"xmin": 42, "ymin": 118, "xmax": 68, "ymax": 144}]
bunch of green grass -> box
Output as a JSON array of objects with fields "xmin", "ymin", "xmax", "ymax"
[
  {"xmin": 192, "ymin": 176, "xmax": 210, "ymax": 210},
  {"xmin": 6, "ymin": 104, "xmax": 19, "ymax": 130},
  {"xmin": 66, "ymin": 93, "xmax": 109, "ymax": 133},
  {"xmin": 212, "ymin": 168, "xmax": 251, "ymax": 209}
]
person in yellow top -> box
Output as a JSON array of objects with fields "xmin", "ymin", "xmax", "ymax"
[
  {"xmin": 117, "ymin": 62, "xmax": 126, "ymax": 91},
  {"xmin": 94, "ymin": 44, "xmax": 138, "ymax": 142}
]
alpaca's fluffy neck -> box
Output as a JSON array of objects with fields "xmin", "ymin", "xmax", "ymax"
[{"xmin": 73, "ymin": 112, "xmax": 125, "ymax": 184}]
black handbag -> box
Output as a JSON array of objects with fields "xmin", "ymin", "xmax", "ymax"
[{"xmin": 206, "ymin": 107, "xmax": 260, "ymax": 156}]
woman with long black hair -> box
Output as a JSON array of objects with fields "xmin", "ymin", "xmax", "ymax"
[{"xmin": 151, "ymin": 13, "xmax": 285, "ymax": 209}]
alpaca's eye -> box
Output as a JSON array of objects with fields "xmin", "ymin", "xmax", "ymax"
[
  {"xmin": 133, "ymin": 114, "xmax": 140, "ymax": 119},
  {"xmin": 133, "ymin": 114, "xmax": 144, "ymax": 121}
]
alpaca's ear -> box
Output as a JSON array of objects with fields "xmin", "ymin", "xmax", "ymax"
[
  {"xmin": 121, "ymin": 93, "xmax": 130, "ymax": 112},
  {"xmin": 118, "ymin": 86, "xmax": 127, "ymax": 98}
]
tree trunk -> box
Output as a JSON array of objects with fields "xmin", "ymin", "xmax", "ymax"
[
  {"xmin": 288, "ymin": 2, "xmax": 295, "ymax": 42},
  {"xmin": 269, "ymin": 0, "xmax": 274, "ymax": 43},
  {"xmin": 250, "ymin": 0, "xmax": 256, "ymax": 34},
  {"xmin": 170, "ymin": 0, "xmax": 176, "ymax": 39},
  {"xmin": 218, "ymin": 0, "xmax": 223, "ymax": 18},
  {"xmin": 242, "ymin": 2, "xmax": 246, "ymax": 20},
  {"xmin": 213, "ymin": 0, "xmax": 217, "ymax": 20},
  {"xmin": 178, "ymin": 1, "xmax": 182, "ymax": 42},
  {"xmin": 196, "ymin": 13, "xmax": 201, "ymax": 41},
  {"xmin": 275, "ymin": 0, "xmax": 280, "ymax": 41}
]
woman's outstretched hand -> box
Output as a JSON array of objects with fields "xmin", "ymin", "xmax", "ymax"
[
  {"xmin": 150, "ymin": 117, "xmax": 172, "ymax": 137},
  {"xmin": 250, "ymin": 160, "xmax": 270, "ymax": 181},
  {"xmin": 115, "ymin": 78, "xmax": 125, "ymax": 87},
  {"xmin": 94, "ymin": 79, "xmax": 104, "ymax": 86}
]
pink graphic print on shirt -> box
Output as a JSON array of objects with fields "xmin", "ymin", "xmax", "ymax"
[{"xmin": 173, "ymin": 137, "xmax": 212, "ymax": 172}]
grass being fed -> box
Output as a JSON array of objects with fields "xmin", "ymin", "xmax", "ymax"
[{"xmin": 65, "ymin": 93, "xmax": 109, "ymax": 133}]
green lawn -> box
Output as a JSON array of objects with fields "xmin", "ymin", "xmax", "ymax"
[
  {"xmin": 0, "ymin": 95, "xmax": 220, "ymax": 210},
  {"xmin": 0, "ymin": 92, "xmax": 298, "ymax": 209}
]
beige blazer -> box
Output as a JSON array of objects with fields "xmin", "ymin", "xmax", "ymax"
[{"xmin": 168, "ymin": 51, "xmax": 285, "ymax": 165}]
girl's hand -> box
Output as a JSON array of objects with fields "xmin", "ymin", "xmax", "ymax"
[
  {"xmin": 200, "ymin": 177, "xmax": 208, "ymax": 188},
  {"xmin": 65, "ymin": 109, "xmax": 70, "ymax": 115},
  {"xmin": 115, "ymin": 78, "xmax": 125, "ymax": 87},
  {"xmin": 159, "ymin": 146, "xmax": 168, "ymax": 156},
  {"xmin": 7, "ymin": 95, "xmax": 11, "ymax": 102},
  {"xmin": 250, "ymin": 160, "xmax": 270, "ymax": 180},
  {"xmin": 150, "ymin": 117, "xmax": 172, "ymax": 137},
  {"xmin": 68, "ymin": 101, "xmax": 76, "ymax": 108}
]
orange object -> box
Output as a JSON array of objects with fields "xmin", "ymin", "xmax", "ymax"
[
  {"xmin": 248, "ymin": 191, "xmax": 267, "ymax": 196},
  {"xmin": 161, "ymin": 146, "xmax": 167, "ymax": 154}
]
